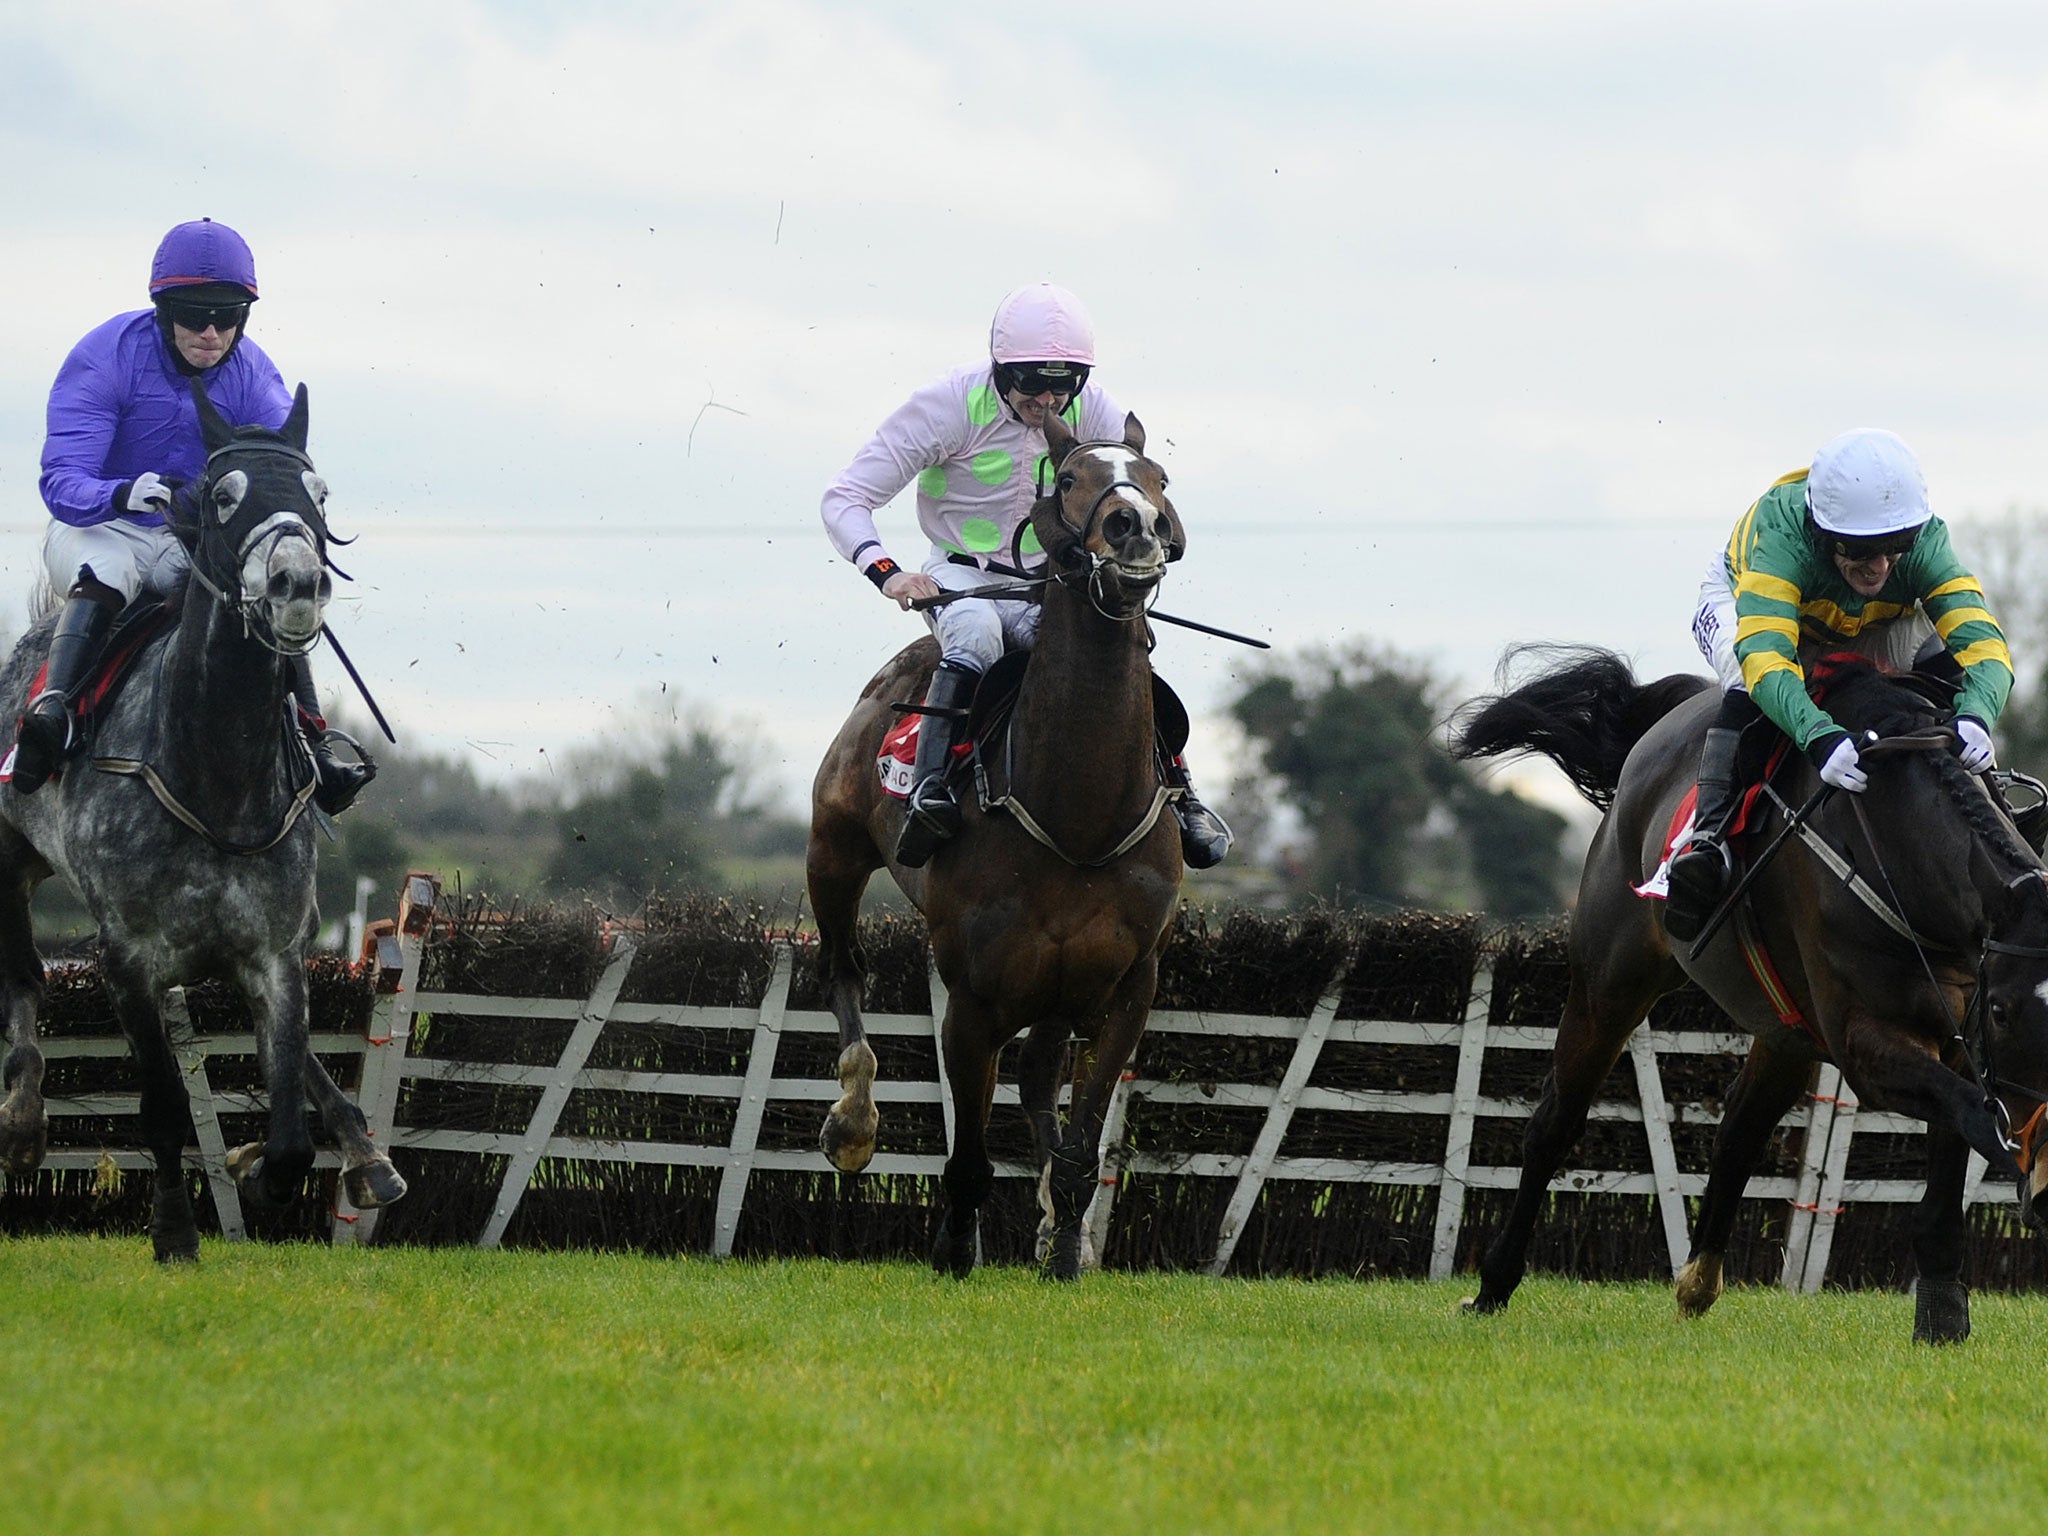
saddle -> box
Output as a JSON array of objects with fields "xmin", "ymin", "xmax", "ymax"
[
  {"xmin": 876, "ymin": 653, "xmax": 1191, "ymax": 803},
  {"xmin": 25, "ymin": 594, "xmax": 180, "ymax": 736}
]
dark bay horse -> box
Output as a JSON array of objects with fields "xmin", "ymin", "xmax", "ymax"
[
  {"xmin": 0, "ymin": 382, "xmax": 406, "ymax": 1261},
  {"xmin": 808, "ymin": 412, "xmax": 1185, "ymax": 1279},
  {"xmin": 1454, "ymin": 647, "xmax": 2048, "ymax": 1341}
]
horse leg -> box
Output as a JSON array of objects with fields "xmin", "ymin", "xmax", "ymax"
[
  {"xmin": 303, "ymin": 1053, "xmax": 407, "ymax": 1208},
  {"xmin": 0, "ymin": 865, "xmax": 49, "ymax": 1173},
  {"xmin": 1910, "ymin": 1120, "xmax": 1974, "ymax": 1345},
  {"xmin": 1466, "ymin": 962, "xmax": 1660, "ymax": 1315},
  {"xmin": 224, "ymin": 952, "xmax": 315, "ymax": 1208},
  {"xmin": 931, "ymin": 992, "xmax": 998, "ymax": 1279},
  {"xmin": 809, "ymin": 803, "xmax": 882, "ymax": 1173},
  {"xmin": 1676, "ymin": 1038, "xmax": 1812, "ymax": 1318},
  {"xmin": 1015, "ymin": 1023, "xmax": 1068, "ymax": 1265},
  {"xmin": 1043, "ymin": 974, "xmax": 1154, "ymax": 1282},
  {"xmin": 1839, "ymin": 1016, "xmax": 2022, "ymax": 1181},
  {"xmin": 100, "ymin": 944, "xmax": 199, "ymax": 1263}
]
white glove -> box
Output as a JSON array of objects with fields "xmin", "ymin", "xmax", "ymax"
[
  {"xmin": 1817, "ymin": 736, "xmax": 1868, "ymax": 793},
  {"xmin": 1956, "ymin": 716, "xmax": 1996, "ymax": 773},
  {"xmin": 123, "ymin": 472, "xmax": 172, "ymax": 515}
]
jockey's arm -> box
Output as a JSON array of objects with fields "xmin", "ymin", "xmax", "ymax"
[
  {"xmin": 820, "ymin": 380, "xmax": 962, "ymax": 592},
  {"xmin": 40, "ymin": 340, "xmax": 131, "ymax": 527},
  {"xmin": 1904, "ymin": 520, "xmax": 2015, "ymax": 730}
]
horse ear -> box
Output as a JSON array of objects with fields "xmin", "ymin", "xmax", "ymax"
[
  {"xmin": 1044, "ymin": 411, "xmax": 1078, "ymax": 468},
  {"xmin": 190, "ymin": 377, "xmax": 235, "ymax": 452},
  {"xmin": 1122, "ymin": 412, "xmax": 1146, "ymax": 455},
  {"xmin": 281, "ymin": 384, "xmax": 310, "ymax": 451}
]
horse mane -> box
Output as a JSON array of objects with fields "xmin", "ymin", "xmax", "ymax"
[{"xmin": 1811, "ymin": 655, "xmax": 2035, "ymax": 868}]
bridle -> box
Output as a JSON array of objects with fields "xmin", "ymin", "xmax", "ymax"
[
  {"xmin": 181, "ymin": 436, "xmax": 342, "ymax": 656},
  {"xmin": 1820, "ymin": 736, "xmax": 2048, "ymax": 1166},
  {"xmin": 1028, "ymin": 441, "xmax": 1179, "ymax": 624}
]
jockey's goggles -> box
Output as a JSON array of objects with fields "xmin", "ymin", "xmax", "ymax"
[
  {"xmin": 158, "ymin": 298, "xmax": 249, "ymax": 334},
  {"xmin": 1829, "ymin": 527, "xmax": 1922, "ymax": 562},
  {"xmin": 996, "ymin": 361, "xmax": 1089, "ymax": 399}
]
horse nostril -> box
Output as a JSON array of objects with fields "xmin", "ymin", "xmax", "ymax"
[
  {"xmin": 1153, "ymin": 514, "xmax": 1172, "ymax": 541},
  {"xmin": 318, "ymin": 575, "xmax": 333, "ymax": 603},
  {"xmin": 1105, "ymin": 510, "xmax": 1134, "ymax": 542},
  {"xmin": 267, "ymin": 571, "xmax": 294, "ymax": 603}
]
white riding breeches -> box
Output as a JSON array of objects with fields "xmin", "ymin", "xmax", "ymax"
[
  {"xmin": 1690, "ymin": 550, "xmax": 1932, "ymax": 694},
  {"xmin": 920, "ymin": 552, "xmax": 1041, "ymax": 673},
  {"xmin": 44, "ymin": 518, "xmax": 189, "ymax": 605}
]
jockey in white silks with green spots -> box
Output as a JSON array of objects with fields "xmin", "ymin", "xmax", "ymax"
[{"xmin": 821, "ymin": 282, "xmax": 1232, "ymax": 870}]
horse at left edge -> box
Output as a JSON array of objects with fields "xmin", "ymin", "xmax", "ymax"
[{"xmin": 0, "ymin": 379, "xmax": 406, "ymax": 1261}]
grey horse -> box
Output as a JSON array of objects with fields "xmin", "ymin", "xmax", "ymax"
[{"xmin": 0, "ymin": 380, "xmax": 405, "ymax": 1261}]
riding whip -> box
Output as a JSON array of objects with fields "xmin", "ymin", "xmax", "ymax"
[{"xmin": 320, "ymin": 625, "xmax": 397, "ymax": 745}]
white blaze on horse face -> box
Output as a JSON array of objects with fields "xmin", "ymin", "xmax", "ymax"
[
  {"xmin": 237, "ymin": 511, "xmax": 328, "ymax": 645},
  {"xmin": 211, "ymin": 470, "xmax": 249, "ymax": 524},
  {"xmin": 1077, "ymin": 444, "xmax": 1168, "ymax": 569}
]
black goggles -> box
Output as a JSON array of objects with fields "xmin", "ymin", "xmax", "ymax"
[
  {"xmin": 158, "ymin": 298, "xmax": 249, "ymax": 334},
  {"xmin": 1829, "ymin": 527, "xmax": 1921, "ymax": 562},
  {"xmin": 996, "ymin": 360, "xmax": 1089, "ymax": 399}
]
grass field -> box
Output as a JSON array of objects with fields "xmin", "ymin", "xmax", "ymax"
[{"xmin": 0, "ymin": 1237, "xmax": 2033, "ymax": 1535}]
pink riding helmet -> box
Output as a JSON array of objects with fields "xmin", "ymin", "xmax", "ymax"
[{"xmin": 990, "ymin": 283, "xmax": 1096, "ymax": 364}]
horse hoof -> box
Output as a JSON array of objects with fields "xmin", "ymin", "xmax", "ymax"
[
  {"xmin": 1040, "ymin": 1229, "xmax": 1084, "ymax": 1282},
  {"xmin": 0, "ymin": 1095, "xmax": 48, "ymax": 1172},
  {"xmin": 343, "ymin": 1156, "xmax": 408, "ymax": 1209},
  {"xmin": 153, "ymin": 1237, "xmax": 200, "ymax": 1265},
  {"xmin": 819, "ymin": 1116, "xmax": 876, "ymax": 1174},
  {"xmin": 1675, "ymin": 1256, "xmax": 1724, "ymax": 1319},
  {"xmin": 1913, "ymin": 1279, "xmax": 1971, "ymax": 1345},
  {"xmin": 1461, "ymin": 1292, "xmax": 1507, "ymax": 1316},
  {"xmin": 930, "ymin": 1213, "xmax": 977, "ymax": 1279}
]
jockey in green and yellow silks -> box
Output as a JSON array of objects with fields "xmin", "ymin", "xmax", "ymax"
[{"xmin": 1663, "ymin": 428, "xmax": 2013, "ymax": 942}]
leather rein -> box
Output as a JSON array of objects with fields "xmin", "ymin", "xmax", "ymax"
[{"xmin": 1736, "ymin": 729, "xmax": 2048, "ymax": 1161}]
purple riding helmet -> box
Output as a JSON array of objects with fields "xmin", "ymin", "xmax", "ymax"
[{"xmin": 150, "ymin": 218, "xmax": 260, "ymax": 302}]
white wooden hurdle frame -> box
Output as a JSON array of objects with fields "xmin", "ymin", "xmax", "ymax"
[{"xmin": 24, "ymin": 877, "xmax": 2010, "ymax": 1287}]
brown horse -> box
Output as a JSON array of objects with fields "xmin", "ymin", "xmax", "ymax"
[
  {"xmin": 807, "ymin": 412, "xmax": 1185, "ymax": 1279},
  {"xmin": 1453, "ymin": 648, "xmax": 2048, "ymax": 1342}
]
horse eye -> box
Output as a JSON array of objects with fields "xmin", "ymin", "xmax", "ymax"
[
  {"xmin": 302, "ymin": 471, "xmax": 328, "ymax": 506},
  {"xmin": 1058, "ymin": 474, "xmax": 1076, "ymax": 493}
]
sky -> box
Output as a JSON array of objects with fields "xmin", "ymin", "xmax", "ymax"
[{"xmin": 2, "ymin": 1, "xmax": 2046, "ymax": 822}]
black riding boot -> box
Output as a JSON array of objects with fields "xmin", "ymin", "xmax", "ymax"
[
  {"xmin": 287, "ymin": 653, "xmax": 375, "ymax": 817},
  {"xmin": 1664, "ymin": 714, "xmax": 1751, "ymax": 944},
  {"xmin": 1165, "ymin": 755, "xmax": 1233, "ymax": 869},
  {"xmin": 894, "ymin": 662, "xmax": 978, "ymax": 869},
  {"xmin": 10, "ymin": 589, "xmax": 118, "ymax": 793}
]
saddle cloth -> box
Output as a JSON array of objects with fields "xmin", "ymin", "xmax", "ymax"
[{"xmin": 0, "ymin": 601, "xmax": 176, "ymax": 783}]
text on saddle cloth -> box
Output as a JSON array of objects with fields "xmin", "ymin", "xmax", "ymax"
[{"xmin": 877, "ymin": 713, "xmax": 974, "ymax": 800}]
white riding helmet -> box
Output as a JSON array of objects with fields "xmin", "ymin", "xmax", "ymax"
[
  {"xmin": 990, "ymin": 283, "xmax": 1096, "ymax": 365},
  {"xmin": 1806, "ymin": 428, "xmax": 1931, "ymax": 538}
]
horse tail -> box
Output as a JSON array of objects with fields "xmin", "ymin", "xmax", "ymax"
[{"xmin": 1451, "ymin": 645, "xmax": 1714, "ymax": 811}]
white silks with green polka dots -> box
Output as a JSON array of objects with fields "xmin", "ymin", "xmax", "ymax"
[{"xmin": 821, "ymin": 360, "xmax": 1128, "ymax": 578}]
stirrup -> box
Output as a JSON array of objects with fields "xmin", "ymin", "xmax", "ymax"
[
  {"xmin": 308, "ymin": 726, "xmax": 376, "ymax": 817},
  {"xmin": 894, "ymin": 779, "xmax": 961, "ymax": 868},
  {"xmin": 1663, "ymin": 841, "xmax": 1731, "ymax": 943},
  {"xmin": 9, "ymin": 691, "xmax": 77, "ymax": 793},
  {"xmin": 1174, "ymin": 798, "xmax": 1233, "ymax": 870}
]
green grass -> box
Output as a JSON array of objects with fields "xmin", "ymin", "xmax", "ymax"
[{"xmin": 0, "ymin": 1238, "xmax": 2034, "ymax": 1535}]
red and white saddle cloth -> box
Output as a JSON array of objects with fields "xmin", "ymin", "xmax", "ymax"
[
  {"xmin": 1635, "ymin": 753, "xmax": 1813, "ymax": 1038},
  {"xmin": 876, "ymin": 714, "xmax": 973, "ymax": 800}
]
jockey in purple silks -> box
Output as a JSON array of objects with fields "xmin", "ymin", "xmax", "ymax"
[
  {"xmin": 16, "ymin": 218, "xmax": 371, "ymax": 813},
  {"xmin": 821, "ymin": 282, "xmax": 1232, "ymax": 870}
]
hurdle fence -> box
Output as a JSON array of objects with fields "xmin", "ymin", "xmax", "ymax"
[{"xmin": 11, "ymin": 872, "xmax": 2029, "ymax": 1290}]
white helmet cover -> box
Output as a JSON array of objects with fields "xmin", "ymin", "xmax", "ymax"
[
  {"xmin": 1806, "ymin": 428, "xmax": 1930, "ymax": 538},
  {"xmin": 990, "ymin": 283, "xmax": 1096, "ymax": 364}
]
